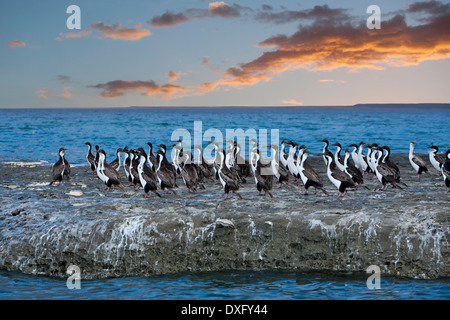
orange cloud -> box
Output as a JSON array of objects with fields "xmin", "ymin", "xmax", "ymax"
[
  {"xmin": 7, "ymin": 40, "xmax": 26, "ymax": 48},
  {"xmin": 166, "ymin": 70, "xmax": 180, "ymax": 82},
  {"xmin": 35, "ymin": 89, "xmax": 52, "ymax": 99},
  {"xmin": 63, "ymin": 87, "xmax": 72, "ymax": 99},
  {"xmin": 90, "ymin": 22, "xmax": 151, "ymax": 41},
  {"xmin": 196, "ymin": 3, "xmax": 450, "ymax": 95},
  {"xmin": 282, "ymin": 99, "xmax": 303, "ymax": 106},
  {"xmin": 87, "ymin": 80, "xmax": 190, "ymax": 100}
]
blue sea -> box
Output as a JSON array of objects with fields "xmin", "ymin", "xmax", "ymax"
[
  {"xmin": 0, "ymin": 106, "xmax": 449, "ymax": 165},
  {"xmin": 0, "ymin": 105, "xmax": 449, "ymax": 301}
]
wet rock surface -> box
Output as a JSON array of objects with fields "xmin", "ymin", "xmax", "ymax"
[{"xmin": 0, "ymin": 155, "xmax": 448, "ymax": 279}]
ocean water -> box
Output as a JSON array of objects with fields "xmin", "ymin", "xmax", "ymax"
[
  {"xmin": 0, "ymin": 107, "xmax": 449, "ymax": 165},
  {"xmin": 1, "ymin": 270, "xmax": 449, "ymax": 300}
]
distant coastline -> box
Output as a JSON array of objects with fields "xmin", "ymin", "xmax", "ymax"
[{"xmin": 0, "ymin": 103, "xmax": 449, "ymax": 110}]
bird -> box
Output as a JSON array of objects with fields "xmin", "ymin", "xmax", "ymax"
[
  {"xmin": 343, "ymin": 149, "xmax": 367, "ymax": 188},
  {"xmin": 372, "ymin": 146, "xmax": 407, "ymax": 191},
  {"xmin": 216, "ymin": 147, "xmax": 242, "ymax": 199},
  {"xmin": 173, "ymin": 146, "xmax": 200, "ymax": 193},
  {"xmin": 135, "ymin": 148, "xmax": 161, "ymax": 198},
  {"xmin": 250, "ymin": 147, "xmax": 274, "ymax": 198},
  {"xmin": 122, "ymin": 146, "xmax": 131, "ymax": 185},
  {"xmin": 409, "ymin": 141, "xmax": 431, "ymax": 178},
  {"xmin": 193, "ymin": 145, "xmax": 215, "ymax": 181},
  {"xmin": 380, "ymin": 146, "xmax": 400, "ymax": 175},
  {"xmin": 155, "ymin": 150, "xmax": 178, "ymax": 195},
  {"xmin": 319, "ymin": 139, "xmax": 334, "ymax": 167},
  {"xmin": 279, "ymin": 140, "xmax": 289, "ymax": 168},
  {"xmin": 232, "ymin": 141, "xmax": 252, "ymax": 183},
  {"xmin": 50, "ymin": 147, "xmax": 70, "ymax": 185},
  {"xmin": 320, "ymin": 153, "xmax": 356, "ymax": 198},
  {"xmin": 331, "ymin": 142, "xmax": 346, "ymax": 171},
  {"xmin": 267, "ymin": 144, "xmax": 289, "ymax": 188},
  {"xmin": 364, "ymin": 144, "xmax": 378, "ymax": 179},
  {"xmin": 146, "ymin": 142, "xmax": 158, "ymax": 170},
  {"xmin": 427, "ymin": 145, "xmax": 445, "ymax": 173},
  {"xmin": 298, "ymin": 150, "xmax": 328, "ymax": 196},
  {"xmin": 286, "ymin": 142, "xmax": 300, "ymax": 182},
  {"xmin": 96, "ymin": 149, "xmax": 123, "ymax": 191},
  {"xmin": 441, "ymin": 149, "xmax": 450, "ymax": 193},
  {"xmin": 156, "ymin": 144, "xmax": 177, "ymax": 177},
  {"xmin": 128, "ymin": 150, "xmax": 142, "ymax": 188},
  {"xmin": 109, "ymin": 148, "xmax": 123, "ymax": 171},
  {"xmin": 83, "ymin": 142, "xmax": 96, "ymax": 173}
]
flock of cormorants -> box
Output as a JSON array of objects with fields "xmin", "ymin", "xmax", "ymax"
[{"xmin": 50, "ymin": 139, "xmax": 450, "ymax": 198}]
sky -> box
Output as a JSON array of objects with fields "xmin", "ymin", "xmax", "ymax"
[{"xmin": 1, "ymin": 0, "xmax": 449, "ymax": 108}]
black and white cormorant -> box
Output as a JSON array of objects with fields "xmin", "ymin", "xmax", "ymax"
[
  {"xmin": 155, "ymin": 150, "xmax": 178, "ymax": 194},
  {"xmin": 146, "ymin": 142, "xmax": 158, "ymax": 170},
  {"xmin": 331, "ymin": 142, "xmax": 346, "ymax": 171},
  {"xmin": 320, "ymin": 153, "xmax": 356, "ymax": 198},
  {"xmin": 50, "ymin": 147, "xmax": 70, "ymax": 185},
  {"xmin": 109, "ymin": 148, "xmax": 123, "ymax": 171},
  {"xmin": 427, "ymin": 145, "xmax": 445, "ymax": 173},
  {"xmin": 298, "ymin": 150, "xmax": 328, "ymax": 196},
  {"xmin": 280, "ymin": 140, "xmax": 289, "ymax": 168},
  {"xmin": 216, "ymin": 147, "xmax": 242, "ymax": 199},
  {"xmin": 156, "ymin": 144, "xmax": 177, "ymax": 177},
  {"xmin": 96, "ymin": 149, "xmax": 123, "ymax": 191},
  {"xmin": 380, "ymin": 146, "xmax": 400, "ymax": 175},
  {"xmin": 84, "ymin": 142, "xmax": 96, "ymax": 173},
  {"xmin": 194, "ymin": 145, "xmax": 215, "ymax": 181},
  {"xmin": 250, "ymin": 147, "xmax": 274, "ymax": 198},
  {"xmin": 286, "ymin": 142, "xmax": 300, "ymax": 181},
  {"xmin": 409, "ymin": 141, "xmax": 431, "ymax": 178},
  {"xmin": 373, "ymin": 146, "xmax": 407, "ymax": 191},
  {"xmin": 319, "ymin": 139, "xmax": 334, "ymax": 167},
  {"xmin": 122, "ymin": 146, "xmax": 131, "ymax": 185},
  {"xmin": 173, "ymin": 146, "xmax": 200, "ymax": 193},
  {"xmin": 232, "ymin": 141, "xmax": 252, "ymax": 183},
  {"xmin": 267, "ymin": 144, "xmax": 289, "ymax": 188},
  {"xmin": 136, "ymin": 149, "xmax": 161, "ymax": 198},
  {"xmin": 129, "ymin": 150, "xmax": 142, "ymax": 188},
  {"xmin": 343, "ymin": 149, "xmax": 367, "ymax": 188}
]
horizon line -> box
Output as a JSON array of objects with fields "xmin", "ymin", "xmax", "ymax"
[{"xmin": 0, "ymin": 103, "xmax": 449, "ymax": 110}]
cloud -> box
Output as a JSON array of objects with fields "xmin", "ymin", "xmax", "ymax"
[
  {"xmin": 87, "ymin": 79, "xmax": 190, "ymax": 100},
  {"xmin": 202, "ymin": 56, "xmax": 210, "ymax": 66},
  {"xmin": 55, "ymin": 30, "xmax": 92, "ymax": 41},
  {"xmin": 90, "ymin": 22, "xmax": 151, "ymax": 41},
  {"xmin": 282, "ymin": 99, "xmax": 303, "ymax": 106},
  {"xmin": 166, "ymin": 70, "xmax": 180, "ymax": 82},
  {"xmin": 35, "ymin": 89, "xmax": 52, "ymax": 99},
  {"xmin": 148, "ymin": 11, "xmax": 189, "ymax": 28},
  {"xmin": 208, "ymin": 1, "xmax": 240, "ymax": 17},
  {"xmin": 148, "ymin": 1, "xmax": 244, "ymax": 28},
  {"xmin": 407, "ymin": 0, "xmax": 449, "ymax": 15},
  {"xmin": 57, "ymin": 75, "xmax": 71, "ymax": 83},
  {"xmin": 63, "ymin": 87, "xmax": 72, "ymax": 99},
  {"xmin": 255, "ymin": 4, "xmax": 348, "ymax": 24},
  {"xmin": 7, "ymin": 40, "xmax": 26, "ymax": 48},
  {"xmin": 196, "ymin": 3, "xmax": 450, "ymax": 94},
  {"xmin": 318, "ymin": 79, "xmax": 334, "ymax": 83}
]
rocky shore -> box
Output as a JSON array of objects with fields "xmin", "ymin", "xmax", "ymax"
[{"xmin": 0, "ymin": 155, "xmax": 448, "ymax": 279}]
